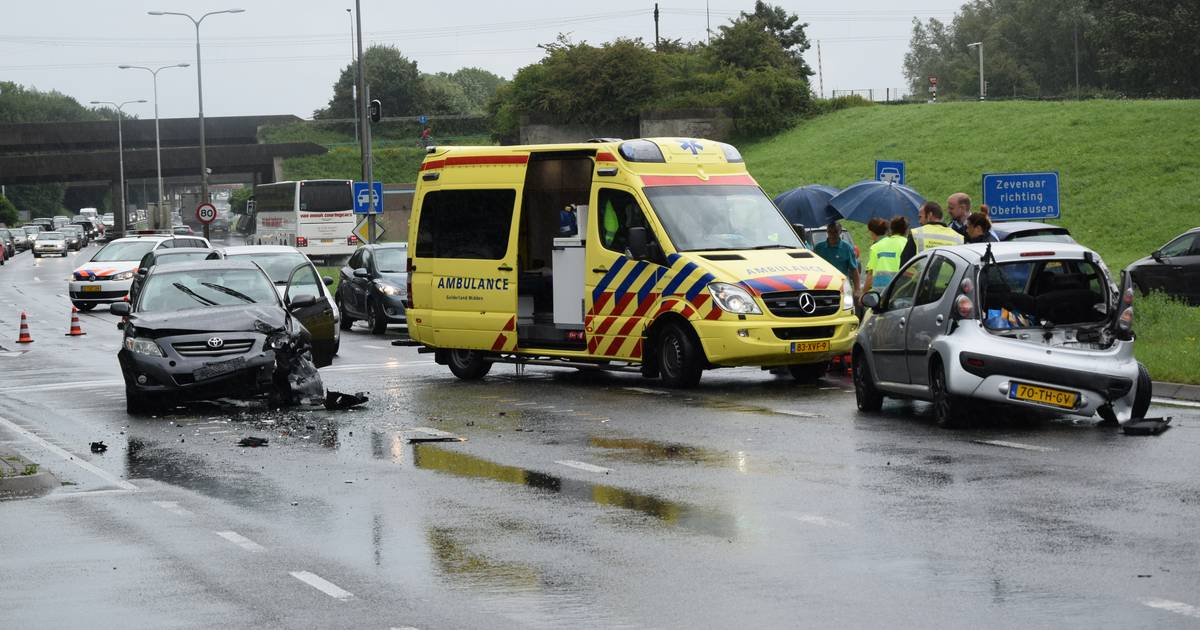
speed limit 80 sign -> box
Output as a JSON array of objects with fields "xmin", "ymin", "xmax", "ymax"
[{"xmin": 195, "ymin": 202, "xmax": 217, "ymax": 224}]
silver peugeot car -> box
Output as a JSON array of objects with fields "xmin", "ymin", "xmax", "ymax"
[{"xmin": 853, "ymin": 242, "xmax": 1148, "ymax": 428}]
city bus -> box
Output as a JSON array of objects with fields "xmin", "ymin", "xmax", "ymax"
[{"xmin": 252, "ymin": 179, "xmax": 358, "ymax": 258}]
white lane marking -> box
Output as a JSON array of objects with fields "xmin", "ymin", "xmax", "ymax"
[
  {"xmin": 153, "ymin": 501, "xmax": 193, "ymax": 516},
  {"xmin": 1142, "ymin": 598, "xmax": 1200, "ymax": 619},
  {"xmin": 1151, "ymin": 397, "xmax": 1200, "ymax": 409},
  {"xmin": 787, "ymin": 513, "xmax": 850, "ymax": 528},
  {"xmin": 513, "ymin": 402, "xmax": 538, "ymax": 407},
  {"xmin": 0, "ymin": 413, "xmax": 138, "ymax": 491},
  {"xmin": 290, "ymin": 571, "xmax": 354, "ymax": 600},
  {"xmin": 0, "ymin": 379, "xmax": 123, "ymax": 394},
  {"xmin": 216, "ymin": 531, "xmax": 266, "ymax": 552},
  {"xmin": 48, "ymin": 488, "xmax": 137, "ymax": 499},
  {"xmin": 973, "ymin": 440, "xmax": 1058, "ymax": 453},
  {"xmin": 203, "ymin": 430, "xmax": 233, "ymax": 435},
  {"xmin": 391, "ymin": 627, "xmax": 421, "ymax": 630},
  {"xmin": 555, "ymin": 460, "xmax": 612, "ymax": 474},
  {"xmin": 321, "ymin": 361, "xmax": 423, "ymax": 373},
  {"xmin": 771, "ymin": 409, "xmax": 821, "ymax": 418},
  {"xmin": 624, "ymin": 386, "xmax": 669, "ymax": 395},
  {"xmin": 363, "ymin": 345, "xmax": 386, "ymax": 349}
]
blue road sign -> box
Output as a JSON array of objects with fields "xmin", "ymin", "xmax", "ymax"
[
  {"xmin": 418, "ymin": 115, "xmax": 428, "ymax": 125},
  {"xmin": 982, "ymin": 172, "xmax": 1060, "ymax": 220},
  {"xmin": 353, "ymin": 181, "xmax": 384, "ymax": 214},
  {"xmin": 875, "ymin": 160, "xmax": 905, "ymax": 185}
]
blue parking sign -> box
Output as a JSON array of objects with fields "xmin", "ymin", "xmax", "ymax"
[
  {"xmin": 982, "ymin": 172, "xmax": 1060, "ymax": 220},
  {"xmin": 875, "ymin": 160, "xmax": 905, "ymax": 185},
  {"xmin": 353, "ymin": 181, "xmax": 383, "ymax": 214}
]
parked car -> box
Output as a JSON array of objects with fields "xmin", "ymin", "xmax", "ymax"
[
  {"xmin": 1126, "ymin": 227, "xmax": 1200, "ymax": 305},
  {"xmin": 990, "ymin": 221, "xmax": 1076, "ymax": 243},
  {"xmin": 221, "ymin": 245, "xmax": 340, "ymax": 358},
  {"xmin": 853, "ymin": 242, "xmax": 1149, "ymax": 428},
  {"xmin": 0, "ymin": 229, "xmax": 16, "ymax": 258},
  {"xmin": 173, "ymin": 225, "xmax": 196, "ymax": 236},
  {"xmin": 7, "ymin": 227, "xmax": 31, "ymax": 252},
  {"xmin": 33, "ymin": 231, "xmax": 69, "ymax": 257},
  {"xmin": 112, "ymin": 259, "xmax": 333, "ymax": 413},
  {"xmin": 129, "ymin": 247, "xmax": 223, "ymax": 305},
  {"xmin": 59, "ymin": 225, "xmax": 84, "ymax": 250},
  {"xmin": 336, "ymin": 243, "xmax": 409, "ymax": 334}
]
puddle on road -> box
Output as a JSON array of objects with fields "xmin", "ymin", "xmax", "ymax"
[
  {"xmin": 413, "ymin": 445, "xmax": 738, "ymax": 539},
  {"xmin": 427, "ymin": 526, "xmax": 542, "ymax": 591},
  {"xmin": 124, "ymin": 437, "xmax": 286, "ymax": 508},
  {"xmin": 588, "ymin": 436, "xmax": 740, "ymax": 468}
]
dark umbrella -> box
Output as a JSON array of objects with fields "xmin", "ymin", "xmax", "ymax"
[
  {"xmin": 827, "ymin": 180, "xmax": 924, "ymax": 225},
  {"xmin": 772, "ymin": 185, "xmax": 840, "ymax": 228}
]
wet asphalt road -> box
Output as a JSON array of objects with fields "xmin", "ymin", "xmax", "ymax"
[{"xmin": 2, "ymin": 244, "xmax": 1199, "ymax": 629}]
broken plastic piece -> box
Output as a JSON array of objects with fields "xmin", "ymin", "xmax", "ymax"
[
  {"xmin": 325, "ymin": 390, "xmax": 369, "ymax": 410},
  {"xmin": 238, "ymin": 436, "xmax": 270, "ymax": 447},
  {"xmin": 404, "ymin": 427, "xmax": 465, "ymax": 443},
  {"xmin": 90, "ymin": 441, "xmax": 107, "ymax": 453},
  {"xmin": 1122, "ymin": 417, "xmax": 1171, "ymax": 436}
]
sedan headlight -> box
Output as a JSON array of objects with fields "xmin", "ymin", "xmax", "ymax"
[
  {"xmin": 114, "ymin": 271, "xmax": 134, "ymax": 281},
  {"xmin": 376, "ymin": 281, "xmax": 405, "ymax": 297},
  {"xmin": 124, "ymin": 337, "xmax": 165, "ymax": 357},
  {"xmin": 708, "ymin": 282, "xmax": 762, "ymax": 315}
]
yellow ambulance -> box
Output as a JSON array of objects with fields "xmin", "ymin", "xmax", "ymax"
[{"xmin": 405, "ymin": 137, "xmax": 858, "ymax": 387}]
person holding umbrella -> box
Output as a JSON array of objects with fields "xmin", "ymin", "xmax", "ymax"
[
  {"xmin": 813, "ymin": 220, "xmax": 859, "ymax": 294},
  {"xmin": 901, "ymin": 201, "xmax": 963, "ymax": 265}
]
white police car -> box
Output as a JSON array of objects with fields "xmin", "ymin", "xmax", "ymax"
[{"xmin": 69, "ymin": 233, "xmax": 211, "ymax": 311}]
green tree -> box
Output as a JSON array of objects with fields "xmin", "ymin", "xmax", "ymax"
[
  {"xmin": 1089, "ymin": 0, "xmax": 1200, "ymax": 97},
  {"xmin": 736, "ymin": 1, "xmax": 814, "ymax": 76},
  {"xmin": 421, "ymin": 74, "xmax": 472, "ymax": 115},
  {"xmin": 316, "ymin": 45, "xmax": 424, "ymax": 119},
  {"xmin": 0, "ymin": 81, "xmax": 101, "ymax": 123},
  {"xmin": 0, "ymin": 194, "xmax": 19, "ymax": 226},
  {"xmin": 229, "ymin": 187, "xmax": 252, "ymax": 215},
  {"xmin": 444, "ymin": 67, "xmax": 507, "ymax": 114},
  {"xmin": 5, "ymin": 184, "xmax": 66, "ymax": 219}
]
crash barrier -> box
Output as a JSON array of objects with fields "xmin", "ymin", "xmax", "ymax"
[
  {"xmin": 65, "ymin": 306, "xmax": 86, "ymax": 336},
  {"xmin": 16, "ymin": 311, "xmax": 33, "ymax": 343}
]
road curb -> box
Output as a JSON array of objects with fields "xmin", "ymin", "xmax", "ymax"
[
  {"xmin": 1153, "ymin": 381, "xmax": 1200, "ymax": 403},
  {"xmin": 0, "ymin": 449, "xmax": 58, "ymax": 501}
]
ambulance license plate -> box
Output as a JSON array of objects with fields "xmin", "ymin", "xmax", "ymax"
[
  {"xmin": 1008, "ymin": 382, "xmax": 1078, "ymax": 409},
  {"xmin": 193, "ymin": 357, "xmax": 246, "ymax": 381},
  {"xmin": 82, "ymin": 285, "xmax": 101, "ymax": 292},
  {"xmin": 790, "ymin": 341, "xmax": 829, "ymax": 354}
]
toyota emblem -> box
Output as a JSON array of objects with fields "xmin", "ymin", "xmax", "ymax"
[
  {"xmin": 206, "ymin": 337, "xmax": 225, "ymax": 349},
  {"xmin": 797, "ymin": 292, "xmax": 817, "ymax": 314}
]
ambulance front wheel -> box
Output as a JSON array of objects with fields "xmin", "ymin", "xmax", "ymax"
[
  {"xmin": 447, "ymin": 349, "xmax": 493, "ymax": 380},
  {"xmin": 657, "ymin": 322, "xmax": 703, "ymax": 388}
]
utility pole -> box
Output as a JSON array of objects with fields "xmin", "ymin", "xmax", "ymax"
[
  {"xmin": 817, "ymin": 41, "xmax": 825, "ymax": 99},
  {"xmin": 653, "ymin": 3, "xmax": 660, "ymax": 50},
  {"xmin": 347, "ymin": 8, "xmax": 359, "ymax": 146},
  {"xmin": 90, "ymin": 99, "xmax": 147, "ymax": 232},
  {"xmin": 1073, "ymin": 19, "xmax": 1080, "ymax": 99},
  {"xmin": 968, "ymin": 42, "xmax": 985, "ymax": 101},
  {"xmin": 706, "ymin": 1, "xmax": 710, "ymax": 44},
  {"xmin": 354, "ymin": 0, "xmax": 376, "ymax": 243}
]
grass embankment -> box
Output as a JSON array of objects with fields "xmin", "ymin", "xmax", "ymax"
[{"xmin": 742, "ymin": 100, "xmax": 1200, "ymax": 384}]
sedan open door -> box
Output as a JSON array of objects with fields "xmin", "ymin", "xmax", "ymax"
[{"xmin": 285, "ymin": 263, "xmax": 337, "ymax": 368}]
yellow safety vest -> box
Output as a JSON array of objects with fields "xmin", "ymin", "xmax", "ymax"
[
  {"xmin": 868, "ymin": 235, "xmax": 906, "ymax": 289},
  {"xmin": 911, "ymin": 223, "xmax": 964, "ymax": 253}
]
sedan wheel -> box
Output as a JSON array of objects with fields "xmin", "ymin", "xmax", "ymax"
[
  {"xmin": 853, "ymin": 350, "xmax": 884, "ymax": 412},
  {"xmin": 367, "ymin": 298, "xmax": 387, "ymax": 335},
  {"xmin": 336, "ymin": 293, "xmax": 353, "ymax": 331},
  {"xmin": 931, "ymin": 361, "xmax": 966, "ymax": 429}
]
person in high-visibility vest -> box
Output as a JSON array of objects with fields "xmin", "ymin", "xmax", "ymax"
[
  {"xmin": 901, "ymin": 201, "xmax": 964, "ymax": 265},
  {"xmin": 864, "ymin": 216, "xmax": 908, "ymax": 294}
]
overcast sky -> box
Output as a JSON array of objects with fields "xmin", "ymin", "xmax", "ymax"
[{"xmin": 1, "ymin": 1, "xmax": 963, "ymax": 121}]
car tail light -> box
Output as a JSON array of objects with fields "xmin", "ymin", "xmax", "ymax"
[
  {"xmin": 347, "ymin": 234, "xmax": 358, "ymax": 245},
  {"xmin": 1115, "ymin": 287, "xmax": 1135, "ymax": 339},
  {"xmin": 296, "ymin": 236, "xmax": 308, "ymax": 247},
  {"xmin": 405, "ymin": 256, "xmax": 414, "ymax": 309},
  {"xmin": 953, "ymin": 277, "xmax": 976, "ymax": 320},
  {"xmin": 965, "ymin": 357, "xmax": 985, "ymax": 368}
]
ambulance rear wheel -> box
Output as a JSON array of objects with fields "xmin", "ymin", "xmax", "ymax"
[
  {"xmin": 447, "ymin": 349, "xmax": 492, "ymax": 380},
  {"xmin": 657, "ymin": 323, "xmax": 703, "ymax": 388}
]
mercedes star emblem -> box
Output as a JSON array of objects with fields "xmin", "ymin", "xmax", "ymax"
[
  {"xmin": 206, "ymin": 337, "xmax": 225, "ymax": 349},
  {"xmin": 798, "ymin": 292, "xmax": 817, "ymax": 314}
]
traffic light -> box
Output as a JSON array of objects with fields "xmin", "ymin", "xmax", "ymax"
[{"xmin": 369, "ymin": 99, "xmax": 381, "ymax": 123}]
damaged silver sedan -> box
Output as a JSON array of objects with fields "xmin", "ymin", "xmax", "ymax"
[{"xmin": 111, "ymin": 260, "xmax": 331, "ymax": 414}]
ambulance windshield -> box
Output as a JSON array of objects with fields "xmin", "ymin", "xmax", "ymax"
[{"xmin": 644, "ymin": 185, "xmax": 804, "ymax": 252}]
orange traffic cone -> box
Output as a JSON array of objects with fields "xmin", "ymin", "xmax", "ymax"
[
  {"xmin": 65, "ymin": 306, "xmax": 86, "ymax": 336},
  {"xmin": 16, "ymin": 311, "xmax": 34, "ymax": 343}
]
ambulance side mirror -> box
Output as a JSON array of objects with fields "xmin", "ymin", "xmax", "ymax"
[{"xmin": 626, "ymin": 227, "xmax": 650, "ymax": 261}]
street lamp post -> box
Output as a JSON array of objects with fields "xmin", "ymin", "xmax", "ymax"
[
  {"xmin": 346, "ymin": 8, "xmax": 359, "ymax": 149},
  {"xmin": 118, "ymin": 63, "xmax": 190, "ymax": 231},
  {"xmin": 149, "ymin": 8, "xmax": 244, "ymax": 240},
  {"xmin": 90, "ymin": 99, "xmax": 147, "ymax": 236},
  {"xmin": 967, "ymin": 41, "xmax": 985, "ymax": 101}
]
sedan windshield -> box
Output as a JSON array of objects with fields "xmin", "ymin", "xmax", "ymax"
[
  {"xmin": 40, "ymin": 232, "xmax": 65, "ymax": 241},
  {"xmin": 138, "ymin": 269, "xmax": 278, "ymax": 313},
  {"xmin": 92, "ymin": 240, "xmax": 158, "ymax": 262},
  {"xmin": 374, "ymin": 247, "xmax": 408, "ymax": 273},
  {"xmin": 643, "ymin": 185, "xmax": 804, "ymax": 252},
  {"xmin": 226, "ymin": 252, "xmax": 309, "ymax": 284}
]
